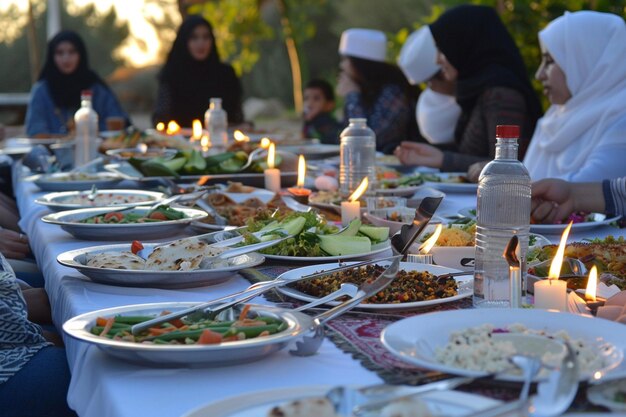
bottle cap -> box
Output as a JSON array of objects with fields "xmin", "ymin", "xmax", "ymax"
[
  {"xmin": 80, "ymin": 90, "xmax": 92, "ymax": 97},
  {"xmin": 496, "ymin": 125, "xmax": 520, "ymax": 138}
]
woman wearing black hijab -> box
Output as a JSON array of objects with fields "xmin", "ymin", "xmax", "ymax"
[
  {"xmin": 394, "ymin": 5, "xmax": 542, "ymax": 172},
  {"xmin": 153, "ymin": 16, "xmax": 244, "ymax": 127},
  {"xmin": 25, "ymin": 31, "xmax": 129, "ymax": 137}
]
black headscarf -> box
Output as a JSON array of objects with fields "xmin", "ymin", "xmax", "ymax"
[
  {"xmin": 158, "ymin": 15, "xmax": 242, "ymax": 126},
  {"xmin": 38, "ymin": 31, "xmax": 106, "ymax": 109},
  {"xmin": 429, "ymin": 5, "xmax": 542, "ymax": 141}
]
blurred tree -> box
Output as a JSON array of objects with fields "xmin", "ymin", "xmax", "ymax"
[{"xmin": 0, "ymin": 1, "xmax": 129, "ymax": 93}]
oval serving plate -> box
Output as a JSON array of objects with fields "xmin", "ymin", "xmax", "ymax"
[
  {"xmin": 42, "ymin": 206, "xmax": 206, "ymax": 241},
  {"xmin": 57, "ymin": 243, "xmax": 264, "ymax": 288},
  {"xmin": 31, "ymin": 172, "xmax": 123, "ymax": 192},
  {"xmin": 423, "ymin": 172, "xmax": 477, "ymax": 193},
  {"xmin": 276, "ymin": 261, "xmax": 472, "ymax": 311},
  {"xmin": 63, "ymin": 303, "xmax": 312, "ymax": 367},
  {"xmin": 35, "ymin": 189, "xmax": 166, "ymax": 212},
  {"xmin": 381, "ymin": 308, "xmax": 624, "ymax": 382}
]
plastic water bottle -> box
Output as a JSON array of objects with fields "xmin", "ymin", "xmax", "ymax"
[
  {"xmin": 339, "ymin": 118, "xmax": 377, "ymax": 196},
  {"xmin": 473, "ymin": 125, "xmax": 531, "ymax": 308},
  {"xmin": 204, "ymin": 98, "xmax": 228, "ymax": 147},
  {"xmin": 73, "ymin": 90, "xmax": 99, "ymax": 167}
]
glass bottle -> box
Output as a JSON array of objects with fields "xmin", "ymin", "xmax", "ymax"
[
  {"xmin": 73, "ymin": 90, "xmax": 99, "ymax": 167},
  {"xmin": 339, "ymin": 118, "xmax": 377, "ymax": 197},
  {"xmin": 204, "ymin": 98, "xmax": 228, "ymax": 147},
  {"xmin": 473, "ymin": 125, "xmax": 531, "ymax": 308}
]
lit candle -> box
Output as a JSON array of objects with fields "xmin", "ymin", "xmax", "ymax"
[
  {"xmin": 260, "ymin": 137, "xmax": 271, "ymax": 149},
  {"xmin": 409, "ymin": 224, "xmax": 443, "ymax": 264},
  {"xmin": 341, "ymin": 177, "xmax": 368, "ymax": 226},
  {"xmin": 534, "ymin": 221, "xmax": 572, "ymax": 311},
  {"xmin": 200, "ymin": 135, "xmax": 211, "ymax": 152},
  {"xmin": 287, "ymin": 155, "xmax": 312, "ymax": 204},
  {"xmin": 191, "ymin": 119, "xmax": 203, "ymax": 142},
  {"xmin": 584, "ymin": 265, "xmax": 606, "ymax": 314},
  {"xmin": 156, "ymin": 122, "xmax": 165, "ymax": 132},
  {"xmin": 166, "ymin": 120, "xmax": 181, "ymax": 135},
  {"xmin": 234, "ymin": 130, "xmax": 250, "ymax": 142},
  {"xmin": 264, "ymin": 143, "xmax": 281, "ymax": 193}
]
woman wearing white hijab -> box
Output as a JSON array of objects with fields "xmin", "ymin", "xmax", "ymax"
[{"xmin": 524, "ymin": 11, "xmax": 626, "ymax": 181}]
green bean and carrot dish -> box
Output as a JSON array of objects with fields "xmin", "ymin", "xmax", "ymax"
[{"xmin": 90, "ymin": 305, "xmax": 288, "ymax": 345}]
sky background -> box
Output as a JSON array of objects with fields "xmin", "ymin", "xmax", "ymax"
[{"xmin": 3, "ymin": 0, "xmax": 167, "ymax": 66}]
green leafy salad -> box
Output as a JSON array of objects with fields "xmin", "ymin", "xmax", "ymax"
[{"xmin": 242, "ymin": 212, "xmax": 389, "ymax": 257}]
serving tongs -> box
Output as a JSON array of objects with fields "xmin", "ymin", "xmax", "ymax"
[{"xmin": 390, "ymin": 196, "xmax": 443, "ymax": 258}]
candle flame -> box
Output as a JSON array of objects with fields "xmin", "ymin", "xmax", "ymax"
[
  {"xmin": 137, "ymin": 143, "xmax": 148, "ymax": 154},
  {"xmin": 419, "ymin": 224, "xmax": 443, "ymax": 254},
  {"xmin": 348, "ymin": 177, "xmax": 369, "ymax": 202},
  {"xmin": 156, "ymin": 122, "xmax": 165, "ymax": 132},
  {"xmin": 166, "ymin": 121, "xmax": 181, "ymax": 135},
  {"xmin": 234, "ymin": 130, "xmax": 249, "ymax": 142},
  {"xmin": 297, "ymin": 155, "xmax": 306, "ymax": 187},
  {"xmin": 197, "ymin": 176, "xmax": 210, "ymax": 186},
  {"xmin": 260, "ymin": 137, "xmax": 271, "ymax": 149},
  {"xmin": 586, "ymin": 265, "xmax": 598, "ymax": 301},
  {"xmin": 548, "ymin": 221, "xmax": 573, "ymax": 280},
  {"xmin": 267, "ymin": 143, "xmax": 276, "ymax": 169},
  {"xmin": 191, "ymin": 119, "xmax": 203, "ymax": 140}
]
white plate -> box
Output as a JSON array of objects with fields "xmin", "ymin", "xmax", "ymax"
[
  {"xmin": 31, "ymin": 172, "xmax": 123, "ymax": 192},
  {"xmin": 381, "ymin": 308, "xmax": 625, "ymax": 382},
  {"xmin": 42, "ymin": 206, "xmax": 207, "ymax": 241},
  {"xmin": 263, "ymin": 240, "xmax": 391, "ymax": 262},
  {"xmin": 375, "ymin": 184, "xmax": 422, "ymax": 197},
  {"xmin": 63, "ymin": 303, "xmax": 312, "ymax": 366},
  {"xmin": 183, "ymin": 386, "xmax": 501, "ymax": 417},
  {"xmin": 423, "ymin": 172, "xmax": 477, "ymax": 193},
  {"xmin": 276, "ymin": 261, "xmax": 472, "ymax": 311},
  {"xmin": 35, "ymin": 189, "xmax": 165, "ymax": 212},
  {"xmin": 57, "ymin": 243, "xmax": 264, "ymax": 288},
  {"xmin": 279, "ymin": 144, "xmax": 340, "ymax": 159},
  {"xmin": 530, "ymin": 215, "xmax": 622, "ymax": 234}
]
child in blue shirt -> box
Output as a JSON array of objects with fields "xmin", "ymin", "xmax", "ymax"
[{"xmin": 302, "ymin": 79, "xmax": 341, "ymax": 144}]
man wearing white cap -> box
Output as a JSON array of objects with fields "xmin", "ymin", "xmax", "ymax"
[
  {"xmin": 337, "ymin": 28, "xmax": 418, "ymax": 154},
  {"xmin": 397, "ymin": 26, "xmax": 461, "ymax": 146}
]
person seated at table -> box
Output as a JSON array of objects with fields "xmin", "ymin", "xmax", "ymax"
[
  {"xmin": 337, "ymin": 28, "xmax": 419, "ymax": 154},
  {"xmin": 531, "ymin": 177, "xmax": 626, "ymax": 224},
  {"xmin": 397, "ymin": 26, "xmax": 461, "ymax": 147},
  {"xmin": 393, "ymin": 5, "xmax": 542, "ymax": 172},
  {"xmin": 302, "ymin": 79, "xmax": 342, "ymax": 144},
  {"xmin": 523, "ymin": 11, "xmax": 626, "ymax": 182},
  {"xmin": 25, "ymin": 30, "xmax": 130, "ymax": 137},
  {"xmin": 153, "ymin": 15, "xmax": 244, "ymax": 128},
  {"xmin": 0, "ymin": 253, "xmax": 76, "ymax": 417}
]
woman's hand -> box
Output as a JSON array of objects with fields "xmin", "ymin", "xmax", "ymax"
[
  {"xmin": 467, "ymin": 161, "xmax": 488, "ymax": 183},
  {"xmin": 393, "ymin": 141, "xmax": 444, "ymax": 168},
  {"xmin": 0, "ymin": 229, "xmax": 31, "ymax": 259},
  {"xmin": 531, "ymin": 179, "xmax": 576, "ymax": 224},
  {"xmin": 336, "ymin": 72, "xmax": 360, "ymax": 97}
]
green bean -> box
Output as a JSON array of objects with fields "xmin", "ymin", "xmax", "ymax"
[
  {"xmin": 223, "ymin": 324, "xmax": 280, "ymax": 339},
  {"xmin": 113, "ymin": 315, "xmax": 155, "ymax": 324},
  {"xmin": 148, "ymin": 327, "xmax": 231, "ymax": 342}
]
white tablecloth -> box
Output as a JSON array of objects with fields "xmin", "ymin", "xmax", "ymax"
[{"xmin": 13, "ymin": 170, "xmax": 626, "ymax": 417}]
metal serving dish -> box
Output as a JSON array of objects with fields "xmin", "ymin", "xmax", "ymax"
[
  {"xmin": 35, "ymin": 189, "xmax": 166, "ymax": 212},
  {"xmin": 32, "ymin": 172, "xmax": 123, "ymax": 192},
  {"xmin": 105, "ymin": 147, "xmax": 178, "ymax": 160},
  {"xmin": 63, "ymin": 303, "xmax": 312, "ymax": 367},
  {"xmin": 57, "ymin": 243, "xmax": 265, "ymax": 288},
  {"xmin": 42, "ymin": 206, "xmax": 206, "ymax": 240}
]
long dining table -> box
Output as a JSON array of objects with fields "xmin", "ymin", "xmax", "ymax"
[{"xmin": 12, "ymin": 166, "xmax": 626, "ymax": 417}]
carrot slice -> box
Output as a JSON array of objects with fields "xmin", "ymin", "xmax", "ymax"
[
  {"xmin": 239, "ymin": 304, "xmax": 252, "ymax": 321},
  {"xmin": 96, "ymin": 317, "xmax": 108, "ymax": 327},
  {"xmin": 197, "ymin": 329, "xmax": 223, "ymax": 345},
  {"xmin": 99, "ymin": 318, "xmax": 115, "ymax": 337}
]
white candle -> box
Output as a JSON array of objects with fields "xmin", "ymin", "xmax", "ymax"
[
  {"xmin": 264, "ymin": 143, "xmax": 281, "ymax": 193},
  {"xmin": 534, "ymin": 279, "xmax": 567, "ymax": 311},
  {"xmin": 341, "ymin": 201, "xmax": 360, "ymax": 226},
  {"xmin": 264, "ymin": 168, "xmax": 281, "ymax": 193}
]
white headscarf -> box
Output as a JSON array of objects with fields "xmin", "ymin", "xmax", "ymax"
[
  {"xmin": 524, "ymin": 11, "xmax": 626, "ymax": 181},
  {"xmin": 416, "ymin": 88, "xmax": 461, "ymax": 145}
]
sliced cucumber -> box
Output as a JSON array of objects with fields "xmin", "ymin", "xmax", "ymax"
[
  {"xmin": 318, "ymin": 235, "xmax": 371, "ymax": 256},
  {"xmin": 359, "ymin": 225, "xmax": 389, "ymax": 243},
  {"xmin": 336, "ymin": 219, "xmax": 361, "ymax": 236}
]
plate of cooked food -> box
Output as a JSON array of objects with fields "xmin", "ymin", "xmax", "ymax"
[
  {"xmin": 35, "ymin": 189, "xmax": 166, "ymax": 212},
  {"xmin": 31, "ymin": 172, "xmax": 123, "ymax": 192},
  {"xmin": 422, "ymin": 172, "xmax": 477, "ymax": 193},
  {"xmin": 42, "ymin": 205, "xmax": 206, "ymax": 240},
  {"xmin": 530, "ymin": 213, "xmax": 621, "ymax": 234},
  {"xmin": 63, "ymin": 303, "xmax": 308, "ymax": 366},
  {"xmin": 275, "ymin": 261, "xmax": 472, "ymax": 311},
  {"xmin": 56, "ymin": 236, "xmax": 265, "ymax": 288},
  {"xmin": 381, "ymin": 308, "xmax": 624, "ymax": 382}
]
